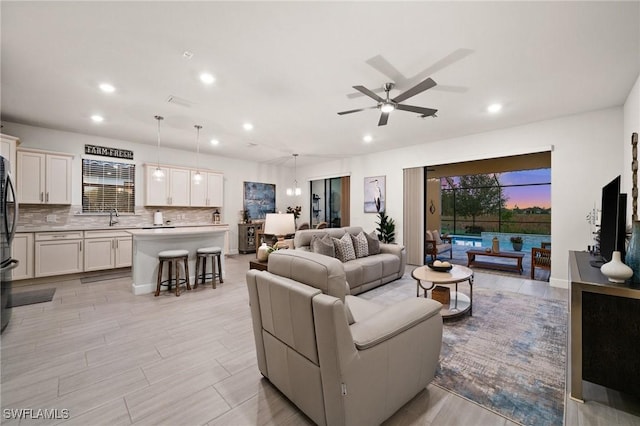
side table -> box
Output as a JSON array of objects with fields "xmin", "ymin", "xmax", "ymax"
[
  {"xmin": 249, "ymin": 259, "xmax": 268, "ymax": 271},
  {"xmin": 411, "ymin": 264, "xmax": 474, "ymax": 319}
]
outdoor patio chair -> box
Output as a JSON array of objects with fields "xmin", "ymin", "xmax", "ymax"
[{"xmin": 531, "ymin": 246, "xmax": 551, "ymax": 280}]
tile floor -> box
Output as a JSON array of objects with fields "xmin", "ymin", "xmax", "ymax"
[{"xmin": 1, "ymin": 254, "xmax": 638, "ymax": 425}]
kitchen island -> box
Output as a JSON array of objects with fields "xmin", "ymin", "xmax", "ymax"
[{"xmin": 128, "ymin": 225, "xmax": 229, "ymax": 295}]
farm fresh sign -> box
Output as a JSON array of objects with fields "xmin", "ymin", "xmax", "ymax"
[{"xmin": 85, "ymin": 144, "xmax": 134, "ymax": 160}]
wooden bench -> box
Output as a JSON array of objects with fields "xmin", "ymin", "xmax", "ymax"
[{"xmin": 466, "ymin": 249, "xmax": 525, "ymax": 274}]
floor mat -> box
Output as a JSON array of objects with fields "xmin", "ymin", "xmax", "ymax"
[
  {"xmin": 80, "ymin": 271, "xmax": 131, "ymax": 284},
  {"xmin": 8, "ymin": 288, "xmax": 56, "ymax": 307}
]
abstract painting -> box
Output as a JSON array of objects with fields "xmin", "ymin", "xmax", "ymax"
[{"xmin": 243, "ymin": 181, "xmax": 276, "ymax": 220}]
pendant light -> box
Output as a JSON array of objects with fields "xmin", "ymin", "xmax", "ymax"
[
  {"xmin": 152, "ymin": 115, "xmax": 165, "ymax": 181},
  {"xmin": 286, "ymin": 154, "xmax": 301, "ymax": 196},
  {"xmin": 193, "ymin": 124, "xmax": 203, "ymax": 184}
]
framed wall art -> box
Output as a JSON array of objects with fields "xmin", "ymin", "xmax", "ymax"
[
  {"xmin": 243, "ymin": 181, "xmax": 276, "ymax": 220},
  {"xmin": 364, "ymin": 176, "xmax": 385, "ymax": 213}
]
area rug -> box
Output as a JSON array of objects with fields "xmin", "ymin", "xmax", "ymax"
[
  {"xmin": 8, "ymin": 288, "xmax": 56, "ymax": 307},
  {"xmin": 359, "ymin": 280, "xmax": 566, "ymax": 426}
]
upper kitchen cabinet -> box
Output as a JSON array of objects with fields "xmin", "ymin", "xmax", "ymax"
[
  {"xmin": 17, "ymin": 149, "xmax": 73, "ymax": 205},
  {"xmin": 0, "ymin": 134, "xmax": 19, "ymax": 171},
  {"xmin": 190, "ymin": 170, "xmax": 223, "ymax": 207},
  {"xmin": 144, "ymin": 164, "xmax": 190, "ymax": 206}
]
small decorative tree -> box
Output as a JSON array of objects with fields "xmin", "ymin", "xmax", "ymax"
[
  {"xmin": 287, "ymin": 206, "xmax": 302, "ymax": 226},
  {"xmin": 376, "ymin": 211, "xmax": 396, "ymax": 243}
]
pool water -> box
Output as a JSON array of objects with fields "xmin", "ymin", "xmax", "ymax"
[{"xmin": 450, "ymin": 233, "xmax": 551, "ymax": 252}]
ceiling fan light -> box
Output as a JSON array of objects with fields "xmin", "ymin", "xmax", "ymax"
[{"xmin": 381, "ymin": 103, "xmax": 395, "ymax": 113}]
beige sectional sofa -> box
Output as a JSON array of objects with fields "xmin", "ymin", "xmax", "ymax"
[
  {"xmin": 293, "ymin": 226, "xmax": 406, "ymax": 294},
  {"xmin": 247, "ymin": 250, "xmax": 443, "ymax": 426}
]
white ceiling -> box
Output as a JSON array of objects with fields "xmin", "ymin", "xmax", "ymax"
[{"xmin": 1, "ymin": 1, "xmax": 639, "ymax": 167}]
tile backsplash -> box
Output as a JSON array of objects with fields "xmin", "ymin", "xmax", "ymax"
[{"xmin": 17, "ymin": 205, "xmax": 223, "ymax": 230}]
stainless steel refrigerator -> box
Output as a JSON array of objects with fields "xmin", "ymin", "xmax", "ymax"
[{"xmin": 1, "ymin": 155, "xmax": 18, "ymax": 333}]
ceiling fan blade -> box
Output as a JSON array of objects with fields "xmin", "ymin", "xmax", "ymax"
[
  {"xmin": 353, "ymin": 85, "xmax": 385, "ymax": 103},
  {"xmin": 346, "ymin": 86, "xmax": 384, "ymax": 99},
  {"xmin": 396, "ymin": 104, "xmax": 438, "ymax": 116},
  {"xmin": 412, "ymin": 48, "xmax": 474, "ymax": 83},
  {"xmin": 365, "ymin": 55, "xmax": 408, "ymax": 85},
  {"xmin": 392, "ymin": 77, "xmax": 437, "ymax": 103},
  {"xmin": 378, "ymin": 112, "xmax": 389, "ymax": 126},
  {"xmin": 337, "ymin": 106, "xmax": 376, "ymax": 115}
]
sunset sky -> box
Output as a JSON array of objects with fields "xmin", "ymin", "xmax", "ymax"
[
  {"xmin": 443, "ymin": 168, "xmax": 551, "ymax": 209},
  {"xmin": 500, "ymin": 169, "xmax": 551, "ymax": 209}
]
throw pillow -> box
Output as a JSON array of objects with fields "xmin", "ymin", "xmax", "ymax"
[
  {"xmin": 350, "ymin": 232, "xmax": 369, "ymax": 258},
  {"xmin": 333, "ymin": 233, "xmax": 356, "ymax": 262},
  {"xmin": 311, "ymin": 233, "xmax": 335, "ymax": 258},
  {"xmin": 365, "ymin": 231, "xmax": 381, "ymax": 255},
  {"xmin": 433, "ymin": 230, "xmax": 443, "ymax": 245}
]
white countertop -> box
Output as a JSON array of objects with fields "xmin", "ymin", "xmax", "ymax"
[
  {"xmin": 127, "ymin": 225, "xmax": 229, "ymax": 237},
  {"xmin": 16, "ymin": 223, "xmax": 230, "ymax": 233}
]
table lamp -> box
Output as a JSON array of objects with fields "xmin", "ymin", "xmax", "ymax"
[{"xmin": 263, "ymin": 213, "xmax": 295, "ymax": 249}]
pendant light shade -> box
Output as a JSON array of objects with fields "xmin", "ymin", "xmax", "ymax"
[
  {"xmin": 153, "ymin": 115, "xmax": 165, "ymax": 181},
  {"xmin": 193, "ymin": 124, "xmax": 203, "ymax": 184},
  {"xmin": 286, "ymin": 154, "xmax": 301, "ymax": 196}
]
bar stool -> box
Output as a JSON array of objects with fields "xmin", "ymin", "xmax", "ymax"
[
  {"xmin": 155, "ymin": 249, "xmax": 191, "ymax": 297},
  {"xmin": 194, "ymin": 246, "xmax": 223, "ymax": 289}
]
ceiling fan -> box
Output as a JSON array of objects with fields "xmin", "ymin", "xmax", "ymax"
[{"xmin": 338, "ymin": 77, "xmax": 438, "ymax": 126}]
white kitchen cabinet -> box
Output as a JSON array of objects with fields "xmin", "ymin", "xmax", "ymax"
[
  {"xmin": 35, "ymin": 231, "xmax": 83, "ymax": 277},
  {"xmin": 84, "ymin": 230, "xmax": 132, "ymax": 271},
  {"xmin": 11, "ymin": 233, "xmax": 33, "ymax": 280},
  {"xmin": 190, "ymin": 171, "xmax": 223, "ymax": 207},
  {"xmin": 17, "ymin": 149, "xmax": 72, "ymax": 205},
  {"xmin": 0, "ymin": 134, "xmax": 19, "ymax": 172},
  {"xmin": 144, "ymin": 165, "xmax": 190, "ymax": 206}
]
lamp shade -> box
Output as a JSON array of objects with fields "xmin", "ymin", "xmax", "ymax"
[{"xmin": 263, "ymin": 213, "xmax": 295, "ymax": 237}]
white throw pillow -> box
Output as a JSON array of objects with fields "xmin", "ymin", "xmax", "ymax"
[
  {"xmin": 432, "ymin": 230, "xmax": 443, "ymax": 245},
  {"xmin": 350, "ymin": 232, "xmax": 369, "ymax": 258},
  {"xmin": 333, "ymin": 233, "xmax": 356, "ymax": 262}
]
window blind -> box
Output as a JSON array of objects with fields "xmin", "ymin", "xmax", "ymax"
[{"xmin": 82, "ymin": 159, "xmax": 135, "ymax": 213}]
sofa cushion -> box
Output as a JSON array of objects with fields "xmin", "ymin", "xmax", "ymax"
[
  {"xmin": 333, "ymin": 233, "xmax": 356, "ymax": 263},
  {"xmin": 311, "ymin": 233, "xmax": 335, "ymax": 258},
  {"xmin": 350, "ymin": 256, "xmax": 383, "ymax": 284},
  {"xmin": 365, "ymin": 231, "xmax": 381, "ymax": 255},
  {"xmin": 432, "ymin": 230, "xmax": 443, "ymax": 245},
  {"xmin": 379, "ymin": 253, "xmax": 401, "ymax": 277},
  {"xmin": 350, "ymin": 232, "xmax": 369, "ymax": 258},
  {"xmin": 426, "ymin": 230, "xmax": 433, "ymax": 242}
]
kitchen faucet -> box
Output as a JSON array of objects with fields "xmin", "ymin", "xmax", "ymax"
[{"xmin": 109, "ymin": 208, "xmax": 119, "ymax": 226}]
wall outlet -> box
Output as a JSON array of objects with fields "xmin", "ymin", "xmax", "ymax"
[{"xmin": 46, "ymin": 214, "xmax": 57, "ymax": 223}]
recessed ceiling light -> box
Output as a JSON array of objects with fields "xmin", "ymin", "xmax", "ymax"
[
  {"xmin": 363, "ymin": 135, "xmax": 373, "ymax": 143},
  {"xmin": 91, "ymin": 115, "xmax": 104, "ymax": 123},
  {"xmin": 210, "ymin": 138, "xmax": 220, "ymax": 146},
  {"xmin": 99, "ymin": 83, "xmax": 115, "ymax": 93},
  {"xmin": 200, "ymin": 73, "xmax": 215, "ymax": 84},
  {"xmin": 183, "ymin": 50, "xmax": 194, "ymax": 59},
  {"xmin": 243, "ymin": 122, "xmax": 254, "ymax": 131},
  {"xmin": 487, "ymin": 103, "xmax": 503, "ymax": 113}
]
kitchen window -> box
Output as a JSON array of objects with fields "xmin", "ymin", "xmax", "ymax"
[{"xmin": 82, "ymin": 159, "xmax": 135, "ymax": 213}]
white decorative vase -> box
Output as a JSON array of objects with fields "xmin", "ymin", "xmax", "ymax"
[
  {"xmin": 600, "ymin": 251, "xmax": 633, "ymax": 283},
  {"xmin": 257, "ymin": 243, "xmax": 270, "ymax": 262}
]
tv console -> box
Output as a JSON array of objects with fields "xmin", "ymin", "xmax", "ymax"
[{"xmin": 569, "ymin": 251, "xmax": 640, "ymax": 402}]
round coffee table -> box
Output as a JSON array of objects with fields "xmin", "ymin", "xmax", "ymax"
[{"xmin": 411, "ymin": 264, "xmax": 474, "ymax": 318}]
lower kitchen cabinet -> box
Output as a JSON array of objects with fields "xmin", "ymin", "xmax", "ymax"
[
  {"xmin": 84, "ymin": 230, "xmax": 132, "ymax": 271},
  {"xmin": 11, "ymin": 233, "xmax": 33, "ymax": 280},
  {"xmin": 35, "ymin": 231, "xmax": 84, "ymax": 277}
]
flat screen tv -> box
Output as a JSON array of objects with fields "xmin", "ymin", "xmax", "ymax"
[{"xmin": 596, "ymin": 175, "xmax": 627, "ymax": 266}]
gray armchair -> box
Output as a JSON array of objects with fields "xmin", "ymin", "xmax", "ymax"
[{"xmin": 247, "ymin": 250, "xmax": 443, "ymax": 425}]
